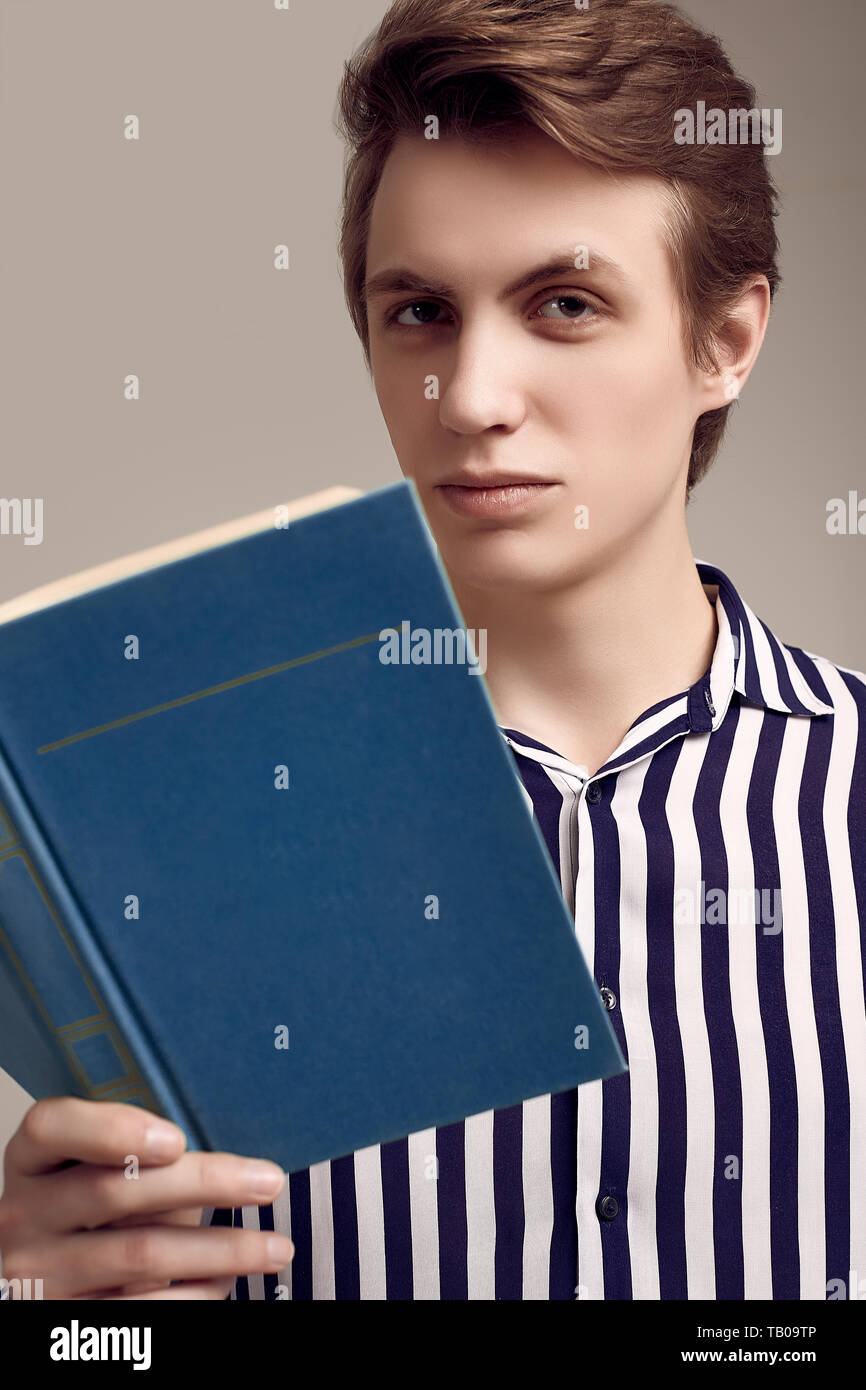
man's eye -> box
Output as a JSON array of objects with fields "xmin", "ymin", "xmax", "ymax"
[
  {"xmin": 387, "ymin": 293, "xmax": 598, "ymax": 330},
  {"xmin": 535, "ymin": 294, "xmax": 596, "ymax": 322},
  {"xmin": 391, "ymin": 300, "xmax": 449, "ymax": 327}
]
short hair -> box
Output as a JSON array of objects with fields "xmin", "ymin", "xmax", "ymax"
[{"xmin": 335, "ymin": 0, "xmax": 781, "ymax": 502}]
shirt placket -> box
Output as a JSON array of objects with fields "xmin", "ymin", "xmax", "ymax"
[{"xmin": 570, "ymin": 681, "xmax": 722, "ymax": 1299}]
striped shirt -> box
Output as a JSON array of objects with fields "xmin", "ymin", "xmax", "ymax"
[{"xmin": 207, "ymin": 557, "xmax": 866, "ymax": 1300}]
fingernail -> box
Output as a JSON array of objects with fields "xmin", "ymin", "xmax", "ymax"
[
  {"xmin": 144, "ymin": 1123, "xmax": 182, "ymax": 1159},
  {"xmin": 244, "ymin": 1163, "xmax": 285, "ymax": 1199},
  {"xmin": 267, "ymin": 1235, "xmax": 294, "ymax": 1266}
]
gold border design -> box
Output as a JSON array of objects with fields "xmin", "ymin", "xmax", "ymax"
[
  {"xmin": 0, "ymin": 803, "xmax": 14, "ymax": 852},
  {"xmin": 0, "ymin": 803, "xmax": 160, "ymax": 1113}
]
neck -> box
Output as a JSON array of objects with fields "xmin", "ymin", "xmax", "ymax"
[{"xmin": 445, "ymin": 524, "xmax": 718, "ymax": 771}]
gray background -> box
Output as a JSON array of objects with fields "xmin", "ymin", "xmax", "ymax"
[{"xmin": 0, "ymin": 0, "xmax": 863, "ymax": 1161}]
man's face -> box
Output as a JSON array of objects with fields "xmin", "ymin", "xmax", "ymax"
[{"xmin": 364, "ymin": 127, "xmax": 715, "ymax": 597}]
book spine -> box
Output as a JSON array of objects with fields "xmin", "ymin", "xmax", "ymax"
[{"xmin": 0, "ymin": 731, "xmax": 207, "ymax": 1149}]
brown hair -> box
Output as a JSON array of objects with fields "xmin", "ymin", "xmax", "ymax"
[{"xmin": 335, "ymin": 0, "xmax": 781, "ymax": 502}]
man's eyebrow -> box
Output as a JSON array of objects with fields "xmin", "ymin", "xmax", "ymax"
[{"xmin": 364, "ymin": 249, "xmax": 629, "ymax": 301}]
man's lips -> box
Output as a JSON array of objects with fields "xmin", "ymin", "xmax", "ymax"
[
  {"xmin": 435, "ymin": 480, "xmax": 560, "ymax": 517},
  {"xmin": 436, "ymin": 474, "xmax": 558, "ymax": 488}
]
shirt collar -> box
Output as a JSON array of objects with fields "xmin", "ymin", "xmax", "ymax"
[
  {"xmin": 694, "ymin": 558, "xmax": 834, "ymax": 726},
  {"xmin": 500, "ymin": 558, "xmax": 834, "ymax": 780}
]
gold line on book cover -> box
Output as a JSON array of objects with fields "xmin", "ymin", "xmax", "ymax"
[{"xmin": 37, "ymin": 628, "xmax": 394, "ymax": 754}]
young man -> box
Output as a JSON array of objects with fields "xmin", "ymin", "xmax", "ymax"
[{"xmin": 1, "ymin": 0, "xmax": 863, "ymax": 1301}]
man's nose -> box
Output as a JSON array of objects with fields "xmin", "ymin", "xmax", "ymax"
[{"xmin": 436, "ymin": 320, "xmax": 527, "ymax": 435}]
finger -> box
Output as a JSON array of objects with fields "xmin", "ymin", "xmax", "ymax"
[
  {"xmin": 104, "ymin": 1207, "xmax": 203, "ymax": 1230},
  {"xmin": 7, "ymin": 1098, "xmax": 186, "ymax": 1178},
  {"xmin": 108, "ymin": 1279, "xmax": 174, "ymax": 1296},
  {"xmin": 87, "ymin": 1278, "xmax": 237, "ymax": 1301},
  {"xmin": 77, "ymin": 1210, "xmax": 209, "ymax": 1297},
  {"xmin": 37, "ymin": 1151, "xmax": 285, "ymax": 1234},
  {"xmin": 27, "ymin": 1223, "xmax": 295, "ymax": 1300}
]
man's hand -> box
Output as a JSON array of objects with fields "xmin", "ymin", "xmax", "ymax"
[{"xmin": 0, "ymin": 1097, "xmax": 293, "ymax": 1300}]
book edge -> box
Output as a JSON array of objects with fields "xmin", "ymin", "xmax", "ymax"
[{"xmin": 0, "ymin": 485, "xmax": 364, "ymax": 626}]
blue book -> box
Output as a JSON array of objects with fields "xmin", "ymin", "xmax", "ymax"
[{"xmin": 0, "ymin": 480, "xmax": 626, "ymax": 1173}]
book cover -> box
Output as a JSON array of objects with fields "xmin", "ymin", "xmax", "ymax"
[{"xmin": 0, "ymin": 479, "xmax": 626, "ymax": 1174}]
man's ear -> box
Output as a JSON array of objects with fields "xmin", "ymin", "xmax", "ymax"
[{"xmin": 699, "ymin": 275, "xmax": 772, "ymax": 411}]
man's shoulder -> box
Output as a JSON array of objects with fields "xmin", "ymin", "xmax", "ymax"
[
  {"xmin": 787, "ymin": 641, "xmax": 866, "ymax": 710},
  {"xmin": 776, "ymin": 641, "xmax": 866, "ymax": 768}
]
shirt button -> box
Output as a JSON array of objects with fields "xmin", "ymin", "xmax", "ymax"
[
  {"xmin": 704, "ymin": 688, "xmax": 716, "ymax": 718},
  {"xmin": 599, "ymin": 985, "xmax": 617, "ymax": 1011},
  {"xmin": 596, "ymin": 1194, "xmax": 619, "ymax": 1221},
  {"xmin": 586, "ymin": 782, "xmax": 602, "ymax": 805}
]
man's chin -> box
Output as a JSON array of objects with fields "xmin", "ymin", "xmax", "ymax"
[{"xmin": 438, "ymin": 539, "xmax": 586, "ymax": 597}]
